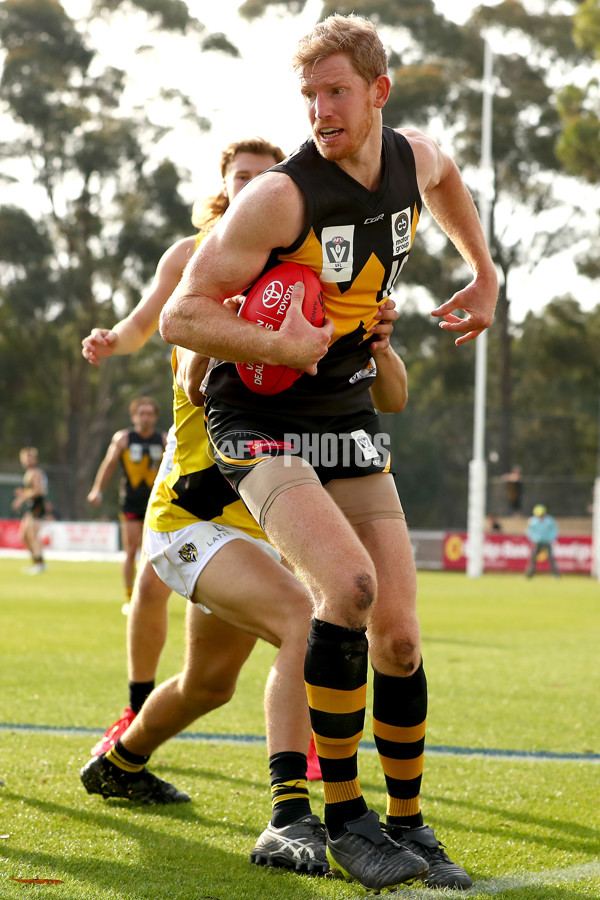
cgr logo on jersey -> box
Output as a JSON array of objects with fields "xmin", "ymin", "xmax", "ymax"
[
  {"xmin": 391, "ymin": 208, "xmax": 412, "ymax": 256},
  {"xmin": 320, "ymin": 224, "xmax": 354, "ymax": 283},
  {"xmin": 178, "ymin": 542, "xmax": 198, "ymax": 564}
]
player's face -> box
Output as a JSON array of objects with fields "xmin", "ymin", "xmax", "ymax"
[
  {"xmin": 300, "ymin": 53, "xmax": 382, "ymax": 162},
  {"xmin": 20, "ymin": 450, "xmax": 37, "ymax": 468},
  {"xmin": 132, "ymin": 404, "xmax": 158, "ymax": 435},
  {"xmin": 223, "ymin": 152, "xmax": 279, "ymax": 201}
]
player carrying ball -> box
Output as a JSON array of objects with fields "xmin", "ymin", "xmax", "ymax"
[{"xmin": 160, "ymin": 13, "xmax": 497, "ymax": 893}]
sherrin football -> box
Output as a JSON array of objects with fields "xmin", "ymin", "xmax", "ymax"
[{"xmin": 236, "ymin": 261, "xmax": 325, "ymax": 395}]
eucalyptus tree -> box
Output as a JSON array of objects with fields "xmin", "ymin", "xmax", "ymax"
[
  {"xmin": 239, "ymin": 0, "xmax": 589, "ymax": 482},
  {"xmin": 0, "ymin": 0, "xmax": 238, "ymax": 517}
]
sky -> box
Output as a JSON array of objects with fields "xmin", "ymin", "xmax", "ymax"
[{"xmin": 22, "ymin": 1, "xmax": 600, "ymax": 320}]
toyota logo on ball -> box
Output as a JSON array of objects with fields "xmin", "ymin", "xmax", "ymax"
[{"xmin": 262, "ymin": 280, "xmax": 285, "ymax": 307}]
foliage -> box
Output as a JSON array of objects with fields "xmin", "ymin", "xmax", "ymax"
[
  {"xmin": 1, "ymin": 0, "xmax": 599, "ymax": 527},
  {"xmin": 233, "ymin": 0, "xmax": 598, "ymax": 484},
  {"xmin": 0, "ymin": 0, "xmax": 235, "ymax": 518}
]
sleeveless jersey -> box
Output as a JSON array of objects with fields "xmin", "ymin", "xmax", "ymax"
[
  {"xmin": 24, "ymin": 466, "xmax": 48, "ymax": 517},
  {"xmin": 146, "ymin": 349, "xmax": 265, "ymax": 540},
  {"xmin": 120, "ymin": 430, "xmax": 164, "ymax": 516},
  {"xmin": 205, "ymin": 127, "xmax": 422, "ymax": 415}
]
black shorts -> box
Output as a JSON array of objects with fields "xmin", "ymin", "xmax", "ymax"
[
  {"xmin": 204, "ymin": 399, "xmax": 392, "ymax": 494},
  {"xmin": 26, "ymin": 497, "xmax": 46, "ymax": 518}
]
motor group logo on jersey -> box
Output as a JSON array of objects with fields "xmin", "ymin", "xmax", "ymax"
[
  {"xmin": 392, "ymin": 208, "xmax": 412, "ymax": 256},
  {"xmin": 321, "ymin": 225, "xmax": 354, "ymax": 283}
]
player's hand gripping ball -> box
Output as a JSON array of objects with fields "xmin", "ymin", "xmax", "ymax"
[{"xmin": 236, "ymin": 262, "xmax": 325, "ymax": 394}]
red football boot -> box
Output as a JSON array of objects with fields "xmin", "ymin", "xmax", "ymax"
[{"xmin": 91, "ymin": 707, "xmax": 136, "ymax": 757}]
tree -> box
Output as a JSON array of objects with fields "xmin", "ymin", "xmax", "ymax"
[
  {"xmin": 239, "ymin": 0, "xmax": 594, "ymax": 480},
  {"xmin": 555, "ymin": 0, "xmax": 600, "ymax": 281},
  {"xmin": 0, "ymin": 0, "xmax": 238, "ymax": 518}
]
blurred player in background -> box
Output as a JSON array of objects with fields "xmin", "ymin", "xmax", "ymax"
[
  {"xmin": 12, "ymin": 446, "xmax": 48, "ymax": 575},
  {"xmin": 160, "ymin": 13, "xmax": 497, "ymax": 893},
  {"xmin": 87, "ymin": 396, "xmax": 166, "ymax": 613}
]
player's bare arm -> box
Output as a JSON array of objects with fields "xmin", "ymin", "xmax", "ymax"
[
  {"xmin": 175, "ymin": 347, "xmax": 210, "ymax": 407},
  {"xmin": 401, "ymin": 128, "xmax": 498, "ymax": 345},
  {"xmin": 160, "ymin": 174, "xmax": 334, "ymax": 374},
  {"xmin": 87, "ymin": 429, "xmax": 128, "ymax": 504},
  {"xmin": 369, "ymin": 346, "xmax": 408, "ymax": 414},
  {"xmin": 82, "ymin": 237, "xmax": 196, "ymax": 365}
]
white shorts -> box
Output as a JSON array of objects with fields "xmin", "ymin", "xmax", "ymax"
[{"xmin": 145, "ymin": 520, "xmax": 280, "ymax": 606}]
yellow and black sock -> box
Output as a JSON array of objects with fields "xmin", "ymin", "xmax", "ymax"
[
  {"xmin": 269, "ymin": 751, "xmax": 311, "ymax": 827},
  {"xmin": 305, "ymin": 618, "xmax": 368, "ymax": 839},
  {"xmin": 128, "ymin": 681, "xmax": 155, "ymax": 714},
  {"xmin": 105, "ymin": 738, "xmax": 150, "ymax": 775},
  {"xmin": 373, "ymin": 660, "xmax": 427, "ymax": 830}
]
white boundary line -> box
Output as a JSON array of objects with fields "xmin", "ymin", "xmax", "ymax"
[{"xmin": 398, "ymin": 860, "xmax": 600, "ymax": 896}]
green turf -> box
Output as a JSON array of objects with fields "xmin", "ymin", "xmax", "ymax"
[{"xmin": 0, "ymin": 559, "xmax": 598, "ymax": 899}]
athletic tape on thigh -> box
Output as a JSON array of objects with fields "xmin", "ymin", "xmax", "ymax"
[
  {"xmin": 238, "ymin": 455, "xmax": 320, "ymax": 531},
  {"xmin": 326, "ymin": 473, "xmax": 405, "ymax": 525}
]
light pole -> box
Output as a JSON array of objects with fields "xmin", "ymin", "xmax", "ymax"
[{"xmin": 467, "ymin": 36, "xmax": 494, "ymax": 578}]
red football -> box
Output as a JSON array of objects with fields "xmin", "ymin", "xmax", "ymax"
[{"xmin": 236, "ymin": 261, "xmax": 325, "ymax": 395}]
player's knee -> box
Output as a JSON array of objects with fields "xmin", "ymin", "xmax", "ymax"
[
  {"xmin": 379, "ymin": 634, "xmax": 420, "ymax": 674},
  {"xmin": 319, "ymin": 568, "xmax": 377, "ymax": 628},
  {"xmin": 183, "ymin": 676, "xmax": 237, "ymax": 713}
]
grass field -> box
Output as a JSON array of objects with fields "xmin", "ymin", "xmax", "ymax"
[{"xmin": 0, "ymin": 558, "xmax": 598, "ymax": 899}]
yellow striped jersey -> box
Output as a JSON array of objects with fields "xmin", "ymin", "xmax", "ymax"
[{"xmin": 146, "ymin": 349, "xmax": 265, "ymax": 539}]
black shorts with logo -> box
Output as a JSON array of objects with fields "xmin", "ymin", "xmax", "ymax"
[{"xmin": 204, "ymin": 399, "xmax": 392, "ymax": 494}]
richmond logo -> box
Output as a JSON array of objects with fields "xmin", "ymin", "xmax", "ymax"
[{"xmin": 178, "ymin": 542, "xmax": 198, "ymax": 563}]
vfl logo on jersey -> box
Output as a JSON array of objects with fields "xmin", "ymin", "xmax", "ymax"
[
  {"xmin": 349, "ymin": 358, "xmax": 377, "ymax": 384},
  {"xmin": 391, "ymin": 208, "xmax": 412, "ymax": 256},
  {"xmin": 320, "ymin": 225, "xmax": 354, "ymax": 283},
  {"xmin": 129, "ymin": 443, "xmax": 144, "ymax": 463},
  {"xmin": 178, "ymin": 542, "xmax": 198, "ymax": 563},
  {"xmin": 351, "ymin": 429, "xmax": 380, "ymax": 461}
]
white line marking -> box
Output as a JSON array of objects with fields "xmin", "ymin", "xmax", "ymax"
[{"xmin": 395, "ymin": 860, "xmax": 600, "ymax": 896}]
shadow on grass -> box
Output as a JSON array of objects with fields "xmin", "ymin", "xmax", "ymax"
[
  {"xmin": 1, "ymin": 845, "xmax": 334, "ymax": 900},
  {"xmin": 1, "ymin": 790, "xmax": 335, "ymax": 900},
  {"xmin": 154, "ymin": 761, "xmax": 265, "ymax": 792},
  {"xmin": 421, "ymin": 791, "xmax": 600, "ymax": 855},
  {"xmin": 2, "ymin": 787, "xmax": 259, "ymax": 839}
]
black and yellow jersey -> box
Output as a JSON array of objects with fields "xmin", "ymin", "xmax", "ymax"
[
  {"xmin": 205, "ymin": 127, "xmax": 422, "ymax": 416},
  {"xmin": 146, "ymin": 349, "xmax": 265, "ymax": 539},
  {"xmin": 120, "ymin": 431, "xmax": 164, "ymax": 517}
]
